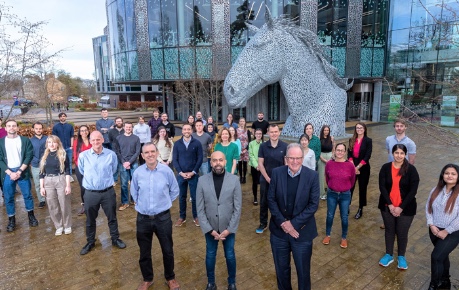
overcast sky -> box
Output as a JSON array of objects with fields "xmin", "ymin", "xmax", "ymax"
[{"xmin": 4, "ymin": 0, "xmax": 107, "ymax": 80}]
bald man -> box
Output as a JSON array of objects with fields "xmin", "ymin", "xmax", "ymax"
[
  {"xmin": 196, "ymin": 151, "xmax": 242, "ymax": 290},
  {"xmin": 78, "ymin": 131, "xmax": 126, "ymax": 255}
]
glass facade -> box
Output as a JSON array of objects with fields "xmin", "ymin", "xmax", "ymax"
[
  {"xmin": 147, "ymin": 0, "xmax": 212, "ymax": 80},
  {"xmin": 107, "ymin": 0, "xmax": 138, "ymax": 82},
  {"xmin": 383, "ymin": 0, "xmax": 459, "ymax": 122}
]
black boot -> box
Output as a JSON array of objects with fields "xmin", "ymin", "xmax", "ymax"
[
  {"xmin": 428, "ymin": 281, "xmax": 440, "ymax": 290},
  {"xmin": 28, "ymin": 210, "xmax": 38, "ymax": 227},
  {"xmin": 438, "ymin": 276, "xmax": 451, "ymax": 289},
  {"xmin": 354, "ymin": 208, "xmax": 363, "ymax": 219},
  {"xmin": 242, "ymin": 177, "xmax": 246, "ymax": 184},
  {"xmin": 7, "ymin": 216, "xmax": 16, "ymax": 232}
]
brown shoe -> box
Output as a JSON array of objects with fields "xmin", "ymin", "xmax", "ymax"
[
  {"xmin": 380, "ymin": 224, "xmax": 385, "ymax": 229},
  {"xmin": 166, "ymin": 279, "xmax": 180, "ymax": 290},
  {"xmin": 340, "ymin": 238, "xmax": 348, "ymax": 249},
  {"xmin": 119, "ymin": 204, "xmax": 129, "ymax": 211},
  {"xmin": 322, "ymin": 236, "xmax": 331, "ymax": 245},
  {"xmin": 193, "ymin": 218, "xmax": 200, "ymax": 227},
  {"xmin": 137, "ymin": 281, "xmax": 153, "ymax": 290},
  {"xmin": 175, "ymin": 218, "xmax": 186, "ymax": 227},
  {"xmin": 77, "ymin": 204, "xmax": 85, "ymax": 216}
]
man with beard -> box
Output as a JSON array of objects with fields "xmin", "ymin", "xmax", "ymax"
[
  {"xmin": 147, "ymin": 109, "xmax": 162, "ymax": 139},
  {"xmin": 251, "ymin": 112, "xmax": 270, "ymax": 139},
  {"xmin": 172, "ymin": 124, "xmax": 202, "ymax": 227},
  {"xmin": 131, "ymin": 142, "xmax": 181, "ymax": 290},
  {"xmin": 196, "ymin": 151, "xmax": 242, "ymax": 290},
  {"xmin": 0, "ymin": 119, "xmax": 38, "ymax": 232},
  {"xmin": 108, "ymin": 117, "xmax": 124, "ymax": 183},
  {"xmin": 30, "ymin": 122, "xmax": 48, "ymax": 209},
  {"xmin": 158, "ymin": 113, "xmax": 175, "ymax": 139}
]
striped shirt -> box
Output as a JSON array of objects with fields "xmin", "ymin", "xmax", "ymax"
[{"xmin": 426, "ymin": 186, "xmax": 459, "ymax": 234}]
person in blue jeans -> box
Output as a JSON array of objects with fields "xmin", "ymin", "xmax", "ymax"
[
  {"xmin": 173, "ymin": 124, "xmax": 203, "ymax": 227},
  {"xmin": 113, "ymin": 122, "xmax": 141, "ymax": 210},
  {"xmin": 196, "ymin": 151, "xmax": 242, "ymax": 290},
  {"xmin": 0, "ymin": 119, "xmax": 39, "ymax": 232},
  {"xmin": 52, "ymin": 112, "xmax": 74, "ymax": 176},
  {"xmin": 322, "ymin": 143, "xmax": 356, "ymax": 249}
]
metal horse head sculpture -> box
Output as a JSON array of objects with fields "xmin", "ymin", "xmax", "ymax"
[{"xmin": 224, "ymin": 11, "xmax": 352, "ymax": 137}]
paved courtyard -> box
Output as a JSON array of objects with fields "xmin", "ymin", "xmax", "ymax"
[{"xmin": 0, "ymin": 123, "xmax": 458, "ymax": 289}]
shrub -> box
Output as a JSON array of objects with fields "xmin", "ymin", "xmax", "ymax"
[{"xmin": 117, "ymin": 101, "xmax": 162, "ymax": 110}]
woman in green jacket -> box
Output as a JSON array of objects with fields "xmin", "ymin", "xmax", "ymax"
[{"xmin": 248, "ymin": 129, "xmax": 263, "ymax": 205}]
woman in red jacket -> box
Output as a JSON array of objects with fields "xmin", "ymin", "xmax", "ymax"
[
  {"xmin": 378, "ymin": 144, "xmax": 419, "ymax": 270},
  {"xmin": 73, "ymin": 125, "xmax": 92, "ymax": 215}
]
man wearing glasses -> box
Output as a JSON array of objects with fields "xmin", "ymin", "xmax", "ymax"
[{"xmin": 268, "ymin": 143, "xmax": 320, "ymax": 290}]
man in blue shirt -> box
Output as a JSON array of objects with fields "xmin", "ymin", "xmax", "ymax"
[
  {"xmin": 30, "ymin": 122, "xmax": 48, "ymax": 209},
  {"xmin": 131, "ymin": 142, "xmax": 181, "ymax": 290},
  {"xmin": 78, "ymin": 131, "xmax": 126, "ymax": 255},
  {"xmin": 96, "ymin": 108, "xmax": 115, "ymax": 149},
  {"xmin": 52, "ymin": 112, "xmax": 74, "ymax": 176}
]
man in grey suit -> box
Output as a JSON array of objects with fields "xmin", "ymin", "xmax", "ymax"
[{"xmin": 196, "ymin": 151, "xmax": 242, "ymax": 290}]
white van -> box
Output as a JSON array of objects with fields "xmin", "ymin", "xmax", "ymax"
[{"xmin": 98, "ymin": 96, "xmax": 110, "ymax": 107}]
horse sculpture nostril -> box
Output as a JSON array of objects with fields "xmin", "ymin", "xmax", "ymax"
[{"xmin": 229, "ymin": 86, "xmax": 235, "ymax": 95}]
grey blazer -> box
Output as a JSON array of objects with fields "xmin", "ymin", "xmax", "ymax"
[{"xmin": 196, "ymin": 171, "xmax": 242, "ymax": 234}]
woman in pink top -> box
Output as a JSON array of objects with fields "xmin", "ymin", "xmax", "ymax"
[
  {"xmin": 322, "ymin": 143, "xmax": 356, "ymax": 249},
  {"xmin": 73, "ymin": 125, "xmax": 92, "ymax": 215},
  {"xmin": 348, "ymin": 123, "xmax": 372, "ymax": 219}
]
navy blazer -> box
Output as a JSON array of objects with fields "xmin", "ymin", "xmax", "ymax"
[
  {"xmin": 348, "ymin": 136, "xmax": 372, "ymax": 167},
  {"xmin": 268, "ymin": 165, "xmax": 320, "ymax": 242}
]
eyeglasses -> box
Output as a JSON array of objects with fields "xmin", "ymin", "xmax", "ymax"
[
  {"xmin": 356, "ymin": 127, "xmax": 364, "ymax": 130},
  {"xmin": 285, "ymin": 157, "xmax": 303, "ymax": 161},
  {"xmin": 335, "ymin": 149, "xmax": 346, "ymax": 152}
]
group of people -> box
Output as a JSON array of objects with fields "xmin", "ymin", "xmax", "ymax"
[{"xmin": 0, "ymin": 108, "xmax": 457, "ymax": 290}]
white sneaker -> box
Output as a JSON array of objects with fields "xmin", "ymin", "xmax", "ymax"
[
  {"xmin": 70, "ymin": 176, "xmax": 75, "ymax": 182},
  {"xmin": 55, "ymin": 228, "xmax": 64, "ymax": 236},
  {"xmin": 64, "ymin": 227, "xmax": 72, "ymax": 235}
]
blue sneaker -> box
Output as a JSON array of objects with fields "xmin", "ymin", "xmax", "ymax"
[
  {"xmin": 255, "ymin": 224, "xmax": 267, "ymax": 234},
  {"xmin": 397, "ymin": 256, "xmax": 408, "ymax": 270},
  {"xmin": 379, "ymin": 254, "xmax": 394, "ymax": 267}
]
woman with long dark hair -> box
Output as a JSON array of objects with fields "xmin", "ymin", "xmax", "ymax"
[
  {"xmin": 40, "ymin": 135, "xmax": 71, "ymax": 235},
  {"xmin": 303, "ymin": 123, "xmax": 320, "ymax": 169},
  {"xmin": 73, "ymin": 125, "xmax": 92, "ymax": 215},
  {"xmin": 378, "ymin": 144, "xmax": 419, "ymax": 270},
  {"xmin": 152, "ymin": 126, "xmax": 174, "ymax": 167},
  {"xmin": 318, "ymin": 125, "xmax": 334, "ymax": 199},
  {"xmin": 426, "ymin": 164, "xmax": 459, "ymax": 290},
  {"xmin": 348, "ymin": 123, "xmax": 372, "ymax": 219},
  {"xmin": 186, "ymin": 115, "xmax": 195, "ymax": 132},
  {"xmin": 236, "ymin": 117, "xmax": 251, "ymax": 183},
  {"xmin": 223, "ymin": 113, "xmax": 238, "ymax": 129},
  {"xmin": 322, "ymin": 143, "xmax": 355, "ymax": 249}
]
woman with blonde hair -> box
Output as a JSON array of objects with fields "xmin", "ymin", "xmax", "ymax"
[{"xmin": 40, "ymin": 135, "xmax": 71, "ymax": 236}]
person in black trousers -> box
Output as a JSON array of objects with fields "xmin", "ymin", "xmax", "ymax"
[{"xmin": 348, "ymin": 122, "xmax": 372, "ymax": 219}]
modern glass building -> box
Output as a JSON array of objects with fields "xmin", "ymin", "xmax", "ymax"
[
  {"xmin": 93, "ymin": 0, "xmax": 458, "ymax": 124},
  {"xmin": 383, "ymin": 0, "xmax": 459, "ymax": 123}
]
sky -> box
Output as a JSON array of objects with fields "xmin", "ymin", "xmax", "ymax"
[{"xmin": 4, "ymin": 0, "xmax": 107, "ymax": 80}]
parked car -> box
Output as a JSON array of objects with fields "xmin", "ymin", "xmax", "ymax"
[
  {"xmin": 18, "ymin": 98, "xmax": 38, "ymax": 107},
  {"xmin": 68, "ymin": 96, "xmax": 83, "ymax": 103}
]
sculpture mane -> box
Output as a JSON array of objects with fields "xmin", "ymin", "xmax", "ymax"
[{"xmin": 224, "ymin": 13, "xmax": 352, "ymax": 137}]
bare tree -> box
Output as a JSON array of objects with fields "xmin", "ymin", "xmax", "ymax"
[{"xmin": 0, "ymin": 2, "xmax": 66, "ymax": 121}]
